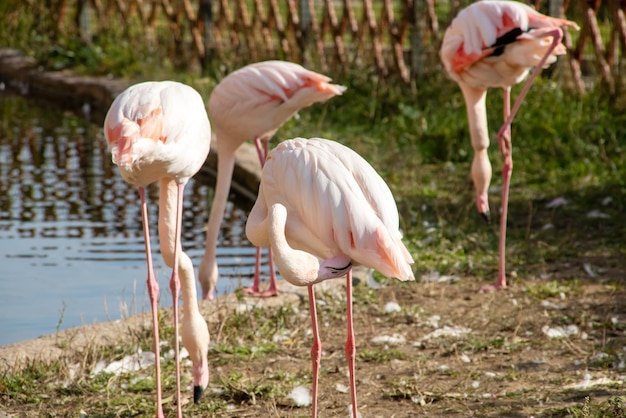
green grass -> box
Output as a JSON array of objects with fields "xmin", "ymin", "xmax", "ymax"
[
  {"xmin": 215, "ymin": 370, "xmax": 282, "ymax": 404},
  {"xmin": 526, "ymin": 280, "xmax": 581, "ymax": 299},
  {"xmin": 565, "ymin": 396, "xmax": 626, "ymax": 418},
  {"xmin": 359, "ymin": 347, "xmax": 407, "ymax": 363},
  {"xmin": 1, "ymin": 3, "xmax": 625, "ymax": 417}
]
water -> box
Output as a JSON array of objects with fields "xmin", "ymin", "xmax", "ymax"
[{"xmin": 0, "ymin": 93, "xmax": 267, "ymax": 346}]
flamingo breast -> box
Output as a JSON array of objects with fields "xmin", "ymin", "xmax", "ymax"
[{"xmin": 104, "ymin": 81, "xmax": 211, "ymax": 187}]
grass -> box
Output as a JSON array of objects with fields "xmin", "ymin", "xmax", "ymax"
[
  {"xmin": 525, "ymin": 280, "xmax": 581, "ymax": 299},
  {"xmin": 215, "ymin": 370, "xmax": 282, "ymax": 404},
  {"xmin": 2, "ymin": 271, "xmax": 625, "ymax": 416},
  {"xmin": 2, "ymin": 73, "xmax": 624, "ymax": 415},
  {"xmin": 1, "ymin": 2, "xmax": 626, "ymax": 417}
]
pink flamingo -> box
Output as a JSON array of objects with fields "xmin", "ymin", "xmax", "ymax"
[
  {"xmin": 198, "ymin": 60, "xmax": 346, "ymax": 300},
  {"xmin": 440, "ymin": 0, "xmax": 578, "ymax": 290},
  {"xmin": 104, "ymin": 81, "xmax": 211, "ymax": 417},
  {"xmin": 245, "ymin": 137, "xmax": 414, "ymax": 418}
]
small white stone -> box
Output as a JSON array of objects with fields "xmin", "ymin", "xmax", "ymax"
[
  {"xmin": 383, "ymin": 301, "xmax": 401, "ymax": 314},
  {"xmin": 546, "ymin": 197, "xmax": 568, "ymax": 208},
  {"xmin": 541, "ymin": 324, "xmax": 579, "ymax": 339},
  {"xmin": 335, "ymin": 383, "xmax": 349, "ymax": 394},
  {"xmin": 371, "ymin": 334, "xmax": 406, "ymax": 345},
  {"xmin": 587, "ymin": 209, "xmax": 610, "ymax": 219},
  {"xmin": 287, "ymin": 386, "xmax": 312, "ymax": 407}
]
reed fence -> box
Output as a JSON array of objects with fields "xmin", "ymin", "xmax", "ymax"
[{"xmin": 31, "ymin": 0, "xmax": 626, "ymax": 90}]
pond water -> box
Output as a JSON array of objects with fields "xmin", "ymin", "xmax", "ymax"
[{"xmin": 0, "ymin": 93, "xmax": 268, "ymax": 346}]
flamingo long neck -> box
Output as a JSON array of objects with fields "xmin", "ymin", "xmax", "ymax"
[
  {"xmin": 266, "ymin": 203, "xmax": 352, "ymax": 286},
  {"xmin": 158, "ymin": 178, "xmax": 209, "ymax": 398},
  {"xmin": 158, "ymin": 179, "xmax": 201, "ymax": 318},
  {"xmin": 459, "ymin": 83, "xmax": 492, "ymax": 208},
  {"xmin": 268, "ymin": 204, "xmax": 322, "ymax": 286},
  {"xmin": 179, "ymin": 261, "xmax": 201, "ymax": 319},
  {"xmin": 158, "ymin": 178, "xmax": 209, "ymax": 397},
  {"xmin": 460, "ymin": 83, "xmax": 489, "ymax": 150},
  {"xmin": 203, "ymin": 148, "xmax": 236, "ymax": 261}
]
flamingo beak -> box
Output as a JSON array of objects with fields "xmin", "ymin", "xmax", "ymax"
[
  {"xmin": 193, "ymin": 385, "xmax": 205, "ymax": 403},
  {"xmin": 480, "ymin": 211, "xmax": 491, "ymax": 224}
]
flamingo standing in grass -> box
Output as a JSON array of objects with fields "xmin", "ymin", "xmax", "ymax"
[
  {"xmin": 104, "ymin": 81, "xmax": 211, "ymax": 417},
  {"xmin": 198, "ymin": 60, "xmax": 346, "ymax": 300},
  {"xmin": 440, "ymin": 0, "xmax": 579, "ymax": 290},
  {"xmin": 245, "ymin": 137, "xmax": 415, "ymax": 418}
]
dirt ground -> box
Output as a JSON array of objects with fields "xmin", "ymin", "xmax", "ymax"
[
  {"xmin": 211, "ymin": 271, "xmax": 625, "ymax": 418},
  {"xmin": 1, "ymin": 46, "xmax": 624, "ymax": 418},
  {"xmin": 1, "ymin": 263, "xmax": 625, "ymax": 418}
]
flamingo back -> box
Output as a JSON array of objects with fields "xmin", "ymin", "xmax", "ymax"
[
  {"xmin": 440, "ymin": 0, "xmax": 578, "ymax": 87},
  {"xmin": 104, "ymin": 81, "xmax": 211, "ymax": 186},
  {"xmin": 208, "ymin": 61, "xmax": 346, "ymax": 152},
  {"xmin": 256, "ymin": 137, "xmax": 414, "ymax": 282}
]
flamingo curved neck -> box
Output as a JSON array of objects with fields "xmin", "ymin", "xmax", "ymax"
[
  {"xmin": 268, "ymin": 203, "xmax": 351, "ymax": 286},
  {"xmin": 459, "ymin": 83, "xmax": 489, "ymax": 148},
  {"xmin": 204, "ymin": 148, "xmax": 237, "ymax": 254},
  {"xmin": 199, "ymin": 145, "xmax": 237, "ymax": 298}
]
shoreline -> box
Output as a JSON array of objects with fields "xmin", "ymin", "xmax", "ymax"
[
  {"xmin": 0, "ymin": 277, "xmax": 351, "ymax": 373},
  {"xmin": 0, "ymin": 48, "xmax": 262, "ymax": 203},
  {"xmin": 0, "ymin": 48, "xmax": 270, "ymax": 370}
]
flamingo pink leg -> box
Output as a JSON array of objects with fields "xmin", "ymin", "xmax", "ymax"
[
  {"xmin": 345, "ymin": 270, "xmax": 358, "ymax": 418},
  {"xmin": 168, "ymin": 183, "xmax": 185, "ymax": 417},
  {"xmin": 308, "ymin": 285, "xmax": 321, "ymax": 417},
  {"xmin": 139, "ymin": 187, "xmax": 165, "ymax": 418},
  {"xmin": 482, "ymin": 28, "xmax": 565, "ymax": 292},
  {"xmin": 267, "ymin": 250, "xmax": 277, "ymax": 293},
  {"xmin": 243, "ymin": 137, "xmax": 279, "ymax": 297},
  {"xmin": 484, "ymin": 86, "xmax": 513, "ymax": 292}
]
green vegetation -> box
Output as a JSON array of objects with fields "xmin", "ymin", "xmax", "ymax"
[
  {"xmin": 1, "ymin": 1, "xmax": 625, "ymax": 417},
  {"xmin": 525, "ymin": 280, "xmax": 581, "ymax": 299}
]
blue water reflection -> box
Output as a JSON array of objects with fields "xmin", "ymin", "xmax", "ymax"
[{"xmin": 0, "ymin": 94, "xmax": 266, "ymax": 346}]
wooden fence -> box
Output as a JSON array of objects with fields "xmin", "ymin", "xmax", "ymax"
[{"xmin": 30, "ymin": 0, "xmax": 626, "ymax": 90}]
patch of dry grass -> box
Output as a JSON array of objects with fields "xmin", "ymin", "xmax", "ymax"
[{"xmin": 2, "ymin": 271, "xmax": 625, "ymax": 417}]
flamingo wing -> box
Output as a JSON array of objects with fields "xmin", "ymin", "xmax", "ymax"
[
  {"xmin": 208, "ymin": 61, "xmax": 346, "ymax": 147},
  {"xmin": 261, "ymin": 138, "xmax": 414, "ymax": 281},
  {"xmin": 441, "ymin": 0, "xmax": 579, "ymax": 77}
]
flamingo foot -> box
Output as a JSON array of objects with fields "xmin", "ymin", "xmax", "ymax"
[
  {"xmin": 245, "ymin": 247, "xmax": 279, "ymax": 297},
  {"xmin": 479, "ymin": 276, "xmax": 507, "ymax": 292},
  {"xmin": 242, "ymin": 285, "xmax": 279, "ymax": 298}
]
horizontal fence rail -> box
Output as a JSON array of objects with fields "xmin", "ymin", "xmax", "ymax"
[{"xmin": 27, "ymin": 0, "xmax": 626, "ymax": 90}]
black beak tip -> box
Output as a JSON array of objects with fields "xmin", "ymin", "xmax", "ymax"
[
  {"xmin": 480, "ymin": 211, "xmax": 491, "ymax": 224},
  {"xmin": 194, "ymin": 385, "xmax": 205, "ymax": 404}
]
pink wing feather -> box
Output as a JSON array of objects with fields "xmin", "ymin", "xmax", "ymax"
[
  {"xmin": 441, "ymin": 0, "xmax": 579, "ymax": 77},
  {"xmin": 208, "ymin": 61, "xmax": 346, "ymax": 151},
  {"xmin": 257, "ymin": 138, "xmax": 414, "ymax": 282}
]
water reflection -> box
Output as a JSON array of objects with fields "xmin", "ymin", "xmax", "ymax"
[{"xmin": 0, "ymin": 94, "xmax": 266, "ymax": 346}]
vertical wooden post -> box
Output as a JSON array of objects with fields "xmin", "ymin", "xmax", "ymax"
[
  {"xmin": 549, "ymin": 0, "xmax": 563, "ymax": 18},
  {"xmin": 199, "ymin": 0, "xmax": 214, "ymax": 70},
  {"xmin": 411, "ymin": 0, "xmax": 426, "ymax": 79},
  {"xmin": 78, "ymin": 0, "xmax": 93, "ymax": 44},
  {"xmin": 299, "ymin": 0, "xmax": 312, "ymax": 64},
  {"xmin": 553, "ymin": 0, "xmax": 586, "ymax": 92}
]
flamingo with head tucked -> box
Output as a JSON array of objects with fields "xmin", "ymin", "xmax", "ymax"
[
  {"xmin": 245, "ymin": 137, "xmax": 414, "ymax": 418},
  {"xmin": 198, "ymin": 60, "xmax": 346, "ymax": 300},
  {"xmin": 104, "ymin": 81, "xmax": 211, "ymax": 416},
  {"xmin": 440, "ymin": 0, "xmax": 579, "ymax": 290}
]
